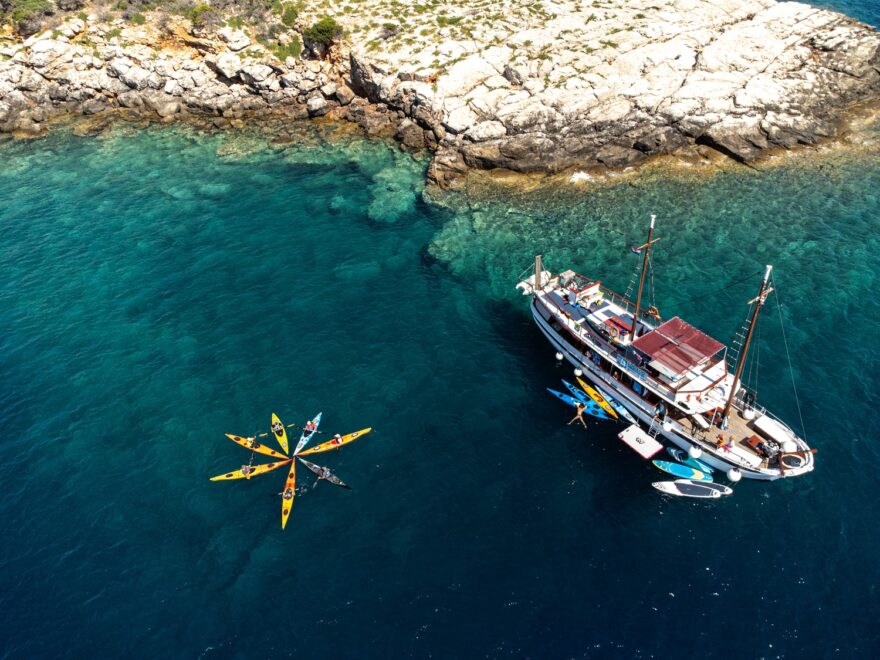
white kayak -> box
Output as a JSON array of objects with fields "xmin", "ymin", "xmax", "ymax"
[{"xmin": 653, "ymin": 480, "xmax": 730, "ymax": 498}]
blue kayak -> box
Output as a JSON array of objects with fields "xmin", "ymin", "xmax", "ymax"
[
  {"xmin": 652, "ymin": 459, "xmax": 713, "ymax": 482},
  {"xmin": 547, "ymin": 388, "xmax": 610, "ymax": 420},
  {"xmin": 667, "ymin": 447, "xmax": 715, "ymax": 474}
]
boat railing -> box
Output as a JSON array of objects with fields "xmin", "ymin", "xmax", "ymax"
[{"xmin": 540, "ymin": 291, "xmax": 676, "ymax": 401}]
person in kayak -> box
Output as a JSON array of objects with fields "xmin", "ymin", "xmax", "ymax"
[
  {"xmin": 568, "ymin": 402, "xmax": 588, "ymax": 429},
  {"xmin": 330, "ymin": 433, "xmax": 343, "ymax": 446},
  {"xmin": 245, "ymin": 437, "xmax": 258, "ymax": 449},
  {"xmin": 281, "ymin": 487, "xmax": 294, "ymax": 500},
  {"xmin": 272, "ymin": 420, "xmax": 283, "ymax": 435},
  {"xmin": 241, "ymin": 464, "xmax": 255, "ymax": 477},
  {"xmin": 304, "ymin": 420, "xmax": 317, "ymax": 434}
]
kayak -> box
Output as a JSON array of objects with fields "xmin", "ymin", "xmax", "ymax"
[
  {"xmin": 547, "ymin": 388, "xmax": 610, "ymax": 420},
  {"xmin": 576, "ymin": 377, "xmax": 638, "ymax": 425},
  {"xmin": 225, "ymin": 433, "xmax": 288, "ymax": 459},
  {"xmin": 297, "ymin": 458, "xmax": 352, "ymax": 489},
  {"xmin": 652, "ymin": 459, "xmax": 713, "ymax": 482},
  {"xmin": 271, "ymin": 412, "xmax": 289, "ymax": 455},
  {"xmin": 560, "ymin": 381, "xmax": 612, "ymax": 420},
  {"xmin": 210, "ymin": 458, "xmax": 292, "ymax": 481},
  {"xmin": 280, "ymin": 459, "xmax": 297, "ymax": 530},
  {"xmin": 294, "ymin": 412, "xmax": 323, "ymax": 455},
  {"xmin": 571, "ymin": 379, "xmax": 617, "ymax": 419},
  {"xmin": 298, "ymin": 427, "xmax": 372, "ymax": 456},
  {"xmin": 667, "ymin": 447, "xmax": 715, "ymax": 474}
]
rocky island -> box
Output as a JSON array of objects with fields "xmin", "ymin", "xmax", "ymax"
[{"xmin": 1, "ymin": 0, "xmax": 879, "ymax": 187}]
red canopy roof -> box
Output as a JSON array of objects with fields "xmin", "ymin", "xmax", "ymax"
[{"xmin": 632, "ymin": 317, "xmax": 724, "ymax": 376}]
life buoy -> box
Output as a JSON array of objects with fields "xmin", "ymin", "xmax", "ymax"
[{"xmin": 609, "ymin": 327, "xmax": 619, "ymax": 339}]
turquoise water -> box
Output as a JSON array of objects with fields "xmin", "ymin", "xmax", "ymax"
[{"xmin": 1, "ymin": 121, "xmax": 879, "ymax": 658}]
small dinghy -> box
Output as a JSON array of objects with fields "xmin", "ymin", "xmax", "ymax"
[{"xmin": 653, "ymin": 480, "xmax": 726, "ymax": 498}]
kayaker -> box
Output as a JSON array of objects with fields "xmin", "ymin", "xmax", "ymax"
[
  {"xmin": 319, "ymin": 467, "xmax": 331, "ymax": 480},
  {"xmin": 245, "ymin": 437, "xmax": 258, "ymax": 449},
  {"xmin": 241, "ymin": 464, "xmax": 254, "ymax": 477},
  {"xmin": 304, "ymin": 420, "xmax": 316, "ymax": 434},
  {"xmin": 272, "ymin": 420, "xmax": 283, "ymax": 435},
  {"xmin": 567, "ymin": 402, "xmax": 588, "ymax": 429},
  {"xmin": 330, "ymin": 433, "xmax": 343, "ymax": 446},
  {"xmin": 282, "ymin": 488, "xmax": 294, "ymax": 500}
]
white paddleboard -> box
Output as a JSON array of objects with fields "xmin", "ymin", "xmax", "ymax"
[{"xmin": 652, "ymin": 481, "xmax": 722, "ymax": 498}]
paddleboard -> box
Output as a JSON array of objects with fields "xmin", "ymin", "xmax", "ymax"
[
  {"xmin": 271, "ymin": 413, "xmax": 289, "ymax": 455},
  {"xmin": 210, "ymin": 458, "xmax": 292, "ymax": 481},
  {"xmin": 294, "ymin": 412, "xmax": 323, "ymax": 455},
  {"xmin": 298, "ymin": 427, "xmax": 372, "ymax": 456},
  {"xmin": 298, "ymin": 458, "xmax": 352, "ymax": 489},
  {"xmin": 280, "ymin": 459, "xmax": 297, "ymax": 529},
  {"xmin": 576, "ymin": 377, "xmax": 638, "ymax": 424},
  {"xmin": 549, "ymin": 387, "xmax": 610, "ymax": 420},
  {"xmin": 666, "ymin": 447, "xmax": 715, "ymax": 474},
  {"xmin": 677, "ymin": 479, "xmax": 733, "ymax": 496},
  {"xmin": 652, "ymin": 459, "xmax": 713, "ymax": 482},
  {"xmin": 224, "ymin": 433, "xmax": 288, "ymax": 459},
  {"xmin": 652, "ymin": 481, "xmax": 722, "ymax": 498}
]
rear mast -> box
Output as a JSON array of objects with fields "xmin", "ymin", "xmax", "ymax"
[
  {"xmin": 721, "ymin": 265, "xmax": 774, "ymax": 423},
  {"xmin": 630, "ymin": 215, "xmax": 658, "ymax": 342}
]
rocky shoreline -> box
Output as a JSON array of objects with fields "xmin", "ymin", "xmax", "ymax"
[{"xmin": 1, "ymin": 1, "xmax": 879, "ymax": 188}]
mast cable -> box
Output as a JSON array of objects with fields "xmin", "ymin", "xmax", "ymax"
[
  {"xmin": 773, "ymin": 279, "xmax": 808, "ymax": 441},
  {"xmin": 662, "ymin": 270, "xmax": 763, "ymax": 313}
]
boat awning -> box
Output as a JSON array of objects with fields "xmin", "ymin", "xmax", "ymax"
[{"xmin": 632, "ymin": 317, "xmax": 724, "ymax": 377}]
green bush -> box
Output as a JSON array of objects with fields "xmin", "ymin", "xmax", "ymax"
[
  {"xmin": 130, "ymin": 11, "xmax": 146, "ymax": 24},
  {"xmin": 302, "ymin": 16, "xmax": 342, "ymax": 45},
  {"xmin": 280, "ymin": 4, "xmax": 297, "ymax": 27},
  {"xmin": 10, "ymin": 0, "xmax": 52, "ymax": 23},
  {"xmin": 272, "ymin": 34, "xmax": 301, "ymax": 60}
]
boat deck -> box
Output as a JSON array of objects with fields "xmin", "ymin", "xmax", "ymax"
[{"xmin": 676, "ymin": 408, "xmax": 770, "ymax": 469}]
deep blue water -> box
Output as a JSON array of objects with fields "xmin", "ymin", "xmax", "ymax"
[
  {"xmin": 811, "ymin": 0, "xmax": 879, "ymax": 26},
  {"xmin": 1, "ymin": 114, "xmax": 879, "ymax": 658}
]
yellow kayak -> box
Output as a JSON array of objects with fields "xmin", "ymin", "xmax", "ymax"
[
  {"xmin": 280, "ymin": 460, "xmax": 297, "ymax": 530},
  {"xmin": 298, "ymin": 428, "xmax": 372, "ymax": 456},
  {"xmin": 210, "ymin": 458, "xmax": 292, "ymax": 481},
  {"xmin": 576, "ymin": 377, "xmax": 618, "ymax": 419},
  {"xmin": 224, "ymin": 433, "xmax": 288, "ymax": 459},
  {"xmin": 271, "ymin": 412, "xmax": 289, "ymax": 455}
]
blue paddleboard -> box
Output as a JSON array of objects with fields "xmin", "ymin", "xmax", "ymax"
[
  {"xmin": 547, "ymin": 388, "xmax": 610, "ymax": 421},
  {"xmin": 652, "ymin": 459, "xmax": 713, "ymax": 482},
  {"xmin": 666, "ymin": 447, "xmax": 715, "ymax": 474}
]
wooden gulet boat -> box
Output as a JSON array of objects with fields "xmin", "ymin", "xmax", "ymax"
[{"xmin": 516, "ymin": 215, "xmax": 816, "ymax": 481}]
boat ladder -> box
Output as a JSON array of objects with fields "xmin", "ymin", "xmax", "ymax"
[{"xmin": 647, "ymin": 417, "xmax": 662, "ymax": 439}]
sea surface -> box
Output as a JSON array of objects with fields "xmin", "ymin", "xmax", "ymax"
[{"xmin": 2, "ymin": 98, "xmax": 880, "ymax": 659}]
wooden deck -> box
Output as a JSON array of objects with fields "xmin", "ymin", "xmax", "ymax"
[{"xmin": 676, "ymin": 408, "xmax": 770, "ymax": 468}]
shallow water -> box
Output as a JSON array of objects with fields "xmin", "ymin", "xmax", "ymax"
[{"xmin": 1, "ymin": 117, "xmax": 879, "ymax": 658}]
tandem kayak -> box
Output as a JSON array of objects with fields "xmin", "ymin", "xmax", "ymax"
[
  {"xmin": 547, "ymin": 387, "xmax": 610, "ymax": 420},
  {"xmin": 210, "ymin": 458, "xmax": 292, "ymax": 481},
  {"xmin": 271, "ymin": 412, "xmax": 289, "ymax": 455},
  {"xmin": 297, "ymin": 458, "xmax": 352, "ymax": 489},
  {"xmin": 280, "ymin": 459, "xmax": 297, "ymax": 530},
  {"xmin": 294, "ymin": 412, "xmax": 323, "ymax": 455},
  {"xmin": 225, "ymin": 433, "xmax": 288, "ymax": 459},
  {"xmin": 298, "ymin": 427, "xmax": 372, "ymax": 456},
  {"xmin": 576, "ymin": 377, "xmax": 638, "ymax": 425}
]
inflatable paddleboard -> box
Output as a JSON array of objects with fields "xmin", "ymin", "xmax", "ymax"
[
  {"xmin": 652, "ymin": 459, "xmax": 713, "ymax": 482},
  {"xmin": 678, "ymin": 480, "xmax": 732, "ymax": 496},
  {"xmin": 653, "ymin": 480, "xmax": 722, "ymax": 498},
  {"xmin": 667, "ymin": 447, "xmax": 714, "ymax": 474}
]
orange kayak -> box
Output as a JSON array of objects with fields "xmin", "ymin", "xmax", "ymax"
[
  {"xmin": 225, "ymin": 433, "xmax": 288, "ymax": 459},
  {"xmin": 210, "ymin": 458, "xmax": 292, "ymax": 481},
  {"xmin": 298, "ymin": 428, "xmax": 372, "ymax": 456},
  {"xmin": 280, "ymin": 460, "xmax": 297, "ymax": 530}
]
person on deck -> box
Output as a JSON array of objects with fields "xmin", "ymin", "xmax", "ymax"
[{"xmin": 568, "ymin": 402, "xmax": 588, "ymax": 429}]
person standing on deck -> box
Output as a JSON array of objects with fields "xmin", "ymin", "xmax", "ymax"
[{"xmin": 568, "ymin": 402, "xmax": 588, "ymax": 429}]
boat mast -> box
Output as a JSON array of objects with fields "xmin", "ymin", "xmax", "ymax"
[
  {"xmin": 629, "ymin": 214, "xmax": 656, "ymax": 342},
  {"xmin": 535, "ymin": 254, "xmax": 543, "ymax": 291},
  {"xmin": 721, "ymin": 264, "xmax": 773, "ymax": 422}
]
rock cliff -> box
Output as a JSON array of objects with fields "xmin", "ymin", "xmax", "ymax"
[{"xmin": 1, "ymin": 1, "xmax": 879, "ymax": 187}]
